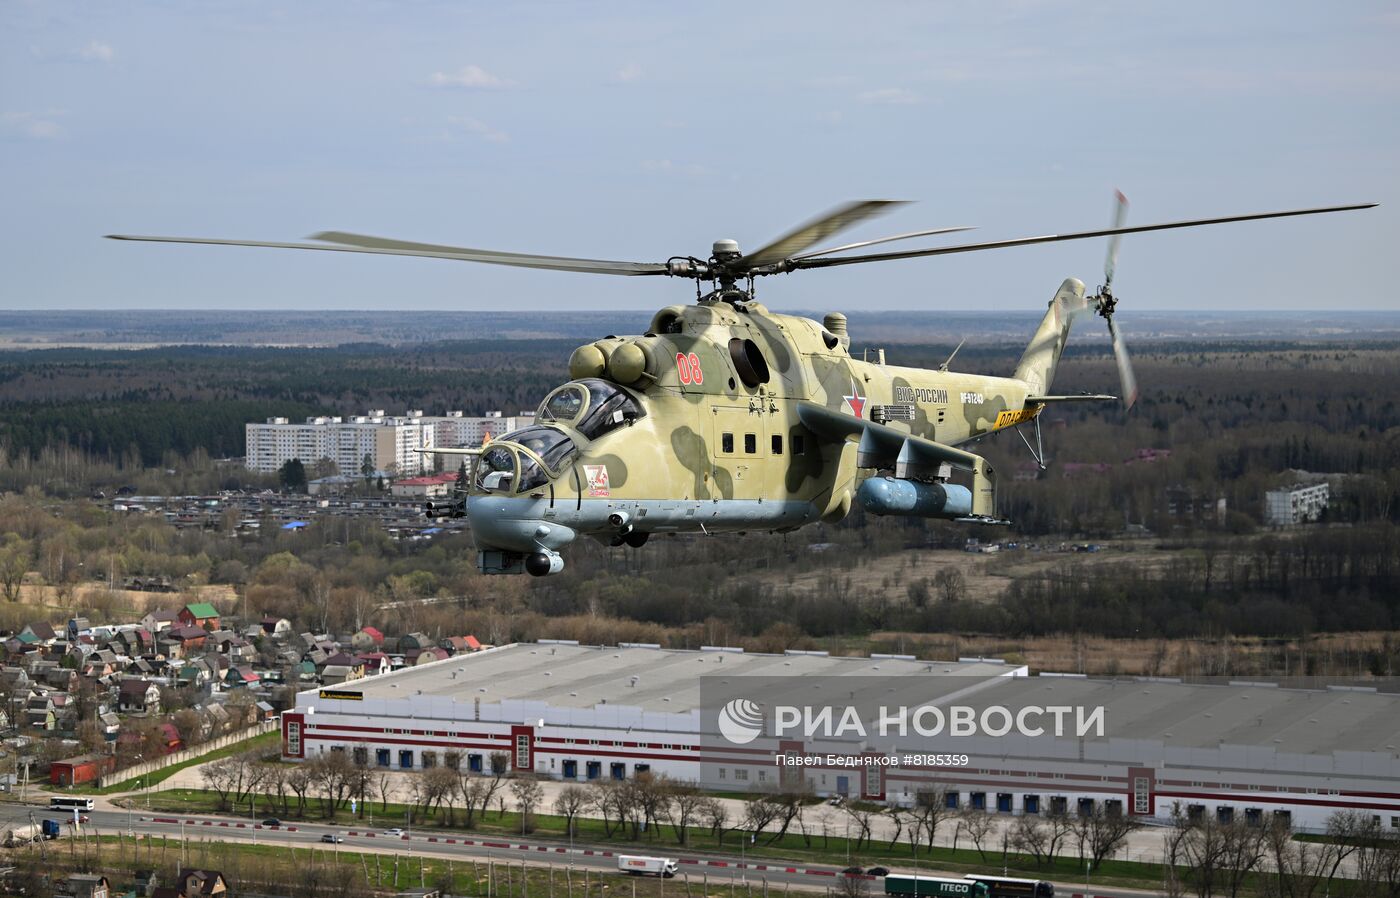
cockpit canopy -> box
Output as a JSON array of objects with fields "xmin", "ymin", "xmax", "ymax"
[
  {"xmin": 476, "ymin": 426, "xmax": 577, "ymax": 494},
  {"xmin": 475, "ymin": 380, "xmax": 644, "ymax": 495},
  {"xmin": 537, "ymin": 378, "xmax": 644, "ymax": 440}
]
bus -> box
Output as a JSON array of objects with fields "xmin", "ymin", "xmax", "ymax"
[
  {"xmin": 963, "ymin": 875, "xmax": 1054, "ymax": 898},
  {"xmin": 49, "ymin": 796, "xmax": 95, "ymax": 813},
  {"xmin": 884, "ymin": 875, "xmax": 988, "ymax": 898}
]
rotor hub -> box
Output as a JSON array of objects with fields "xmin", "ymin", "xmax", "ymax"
[{"xmin": 712, "ymin": 239, "xmax": 741, "ymax": 260}]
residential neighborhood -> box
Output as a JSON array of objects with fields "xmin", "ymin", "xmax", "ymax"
[{"xmin": 0, "ymin": 600, "xmax": 484, "ymax": 789}]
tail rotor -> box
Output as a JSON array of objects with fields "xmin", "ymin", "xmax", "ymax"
[{"xmin": 1092, "ymin": 190, "xmax": 1139, "ymax": 410}]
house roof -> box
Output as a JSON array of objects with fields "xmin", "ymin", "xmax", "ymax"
[
  {"xmin": 465, "ymin": 634, "xmax": 482, "ymax": 650},
  {"xmin": 358, "ymin": 626, "xmax": 384, "ymax": 642},
  {"xmin": 119, "ymin": 678, "xmax": 156, "ymax": 696},
  {"xmin": 24, "ymin": 622, "xmax": 57, "ymax": 640},
  {"xmin": 183, "ymin": 602, "xmax": 220, "ymax": 619},
  {"xmin": 147, "ymin": 609, "xmax": 180, "ymax": 622}
]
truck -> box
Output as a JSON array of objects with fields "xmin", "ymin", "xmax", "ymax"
[
  {"xmin": 963, "ymin": 875, "xmax": 1054, "ymax": 898},
  {"xmin": 884, "ymin": 875, "xmax": 988, "ymax": 898},
  {"xmin": 617, "ymin": 856, "xmax": 678, "ymax": 878},
  {"xmin": 3, "ymin": 820, "xmax": 62, "ymax": 846}
]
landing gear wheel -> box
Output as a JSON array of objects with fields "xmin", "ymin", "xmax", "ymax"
[{"xmin": 624, "ymin": 530, "xmax": 649, "ymax": 548}]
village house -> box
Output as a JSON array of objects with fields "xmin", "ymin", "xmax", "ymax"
[
  {"xmin": 179, "ymin": 603, "xmax": 221, "ymax": 631},
  {"xmin": 351, "ymin": 625, "xmax": 385, "ymax": 651},
  {"xmin": 141, "ymin": 609, "xmax": 181, "ymax": 632},
  {"xmin": 118, "ymin": 679, "xmax": 162, "ymax": 715}
]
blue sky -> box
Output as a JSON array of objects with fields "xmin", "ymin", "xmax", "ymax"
[{"xmin": 2, "ymin": 1, "xmax": 1396, "ymax": 312}]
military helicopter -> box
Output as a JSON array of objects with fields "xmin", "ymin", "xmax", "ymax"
[{"xmin": 109, "ymin": 196, "xmax": 1374, "ymax": 575}]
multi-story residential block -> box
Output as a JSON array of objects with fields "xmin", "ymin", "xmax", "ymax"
[{"xmin": 245, "ymin": 409, "xmax": 533, "ymax": 477}]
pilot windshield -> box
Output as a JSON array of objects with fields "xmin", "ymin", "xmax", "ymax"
[{"xmin": 537, "ymin": 378, "xmax": 643, "ymax": 441}]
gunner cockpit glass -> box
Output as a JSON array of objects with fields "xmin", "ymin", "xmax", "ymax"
[
  {"xmin": 495, "ymin": 426, "xmax": 578, "ymax": 493},
  {"xmin": 537, "ymin": 378, "xmax": 644, "ymax": 441},
  {"xmin": 475, "ymin": 445, "xmax": 517, "ymax": 493}
]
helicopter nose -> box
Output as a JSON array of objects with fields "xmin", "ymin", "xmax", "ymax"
[{"xmin": 465, "ymin": 495, "xmax": 577, "ymax": 554}]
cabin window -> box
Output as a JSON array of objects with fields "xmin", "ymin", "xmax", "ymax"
[
  {"xmin": 721, "ymin": 433, "xmax": 734, "ymax": 453},
  {"xmin": 771, "ymin": 435, "xmax": 783, "ymax": 455},
  {"xmin": 792, "ymin": 433, "xmax": 806, "ymax": 455},
  {"xmin": 744, "ymin": 433, "xmax": 757, "ymax": 454}
]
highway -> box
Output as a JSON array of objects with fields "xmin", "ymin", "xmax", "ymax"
[{"xmin": 0, "ymin": 803, "xmax": 1161, "ymax": 898}]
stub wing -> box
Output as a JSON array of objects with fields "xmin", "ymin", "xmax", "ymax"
[{"xmin": 795, "ymin": 402, "xmax": 999, "ymax": 519}]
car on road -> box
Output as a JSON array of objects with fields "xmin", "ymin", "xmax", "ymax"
[
  {"xmin": 384, "ymin": 828, "xmax": 406, "ymax": 836},
  {"xmin": 320, "ymin": 833, "xmax": 345, "ymax": 843},
  {"xmin": 842, "ymin": 866, "xmax": 864, "ymax": 875},
  {"xmin": 867, "ymin": 867, "xmax": 889, "ymax": 877},
  {"xmin": 261, "ymin": 818, "xmax": 281, "ymax": 827},
  {"xmin": 77, "ymin": 815, "xmax": 90, "ymax": 824}
]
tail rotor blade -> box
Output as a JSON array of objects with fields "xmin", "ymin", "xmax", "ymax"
[
  {"xmin": 1104, "ymin": 190, "xmax": 1128, "ymax": 288},
  {"xmin": 1106, "ymin": 314, "xmax": 1139, "ymax": 410}
]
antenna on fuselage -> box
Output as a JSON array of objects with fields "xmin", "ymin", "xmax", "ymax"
[{"xmin": 939, "ymin": 339, "xmax": 966, "ymax": 372}]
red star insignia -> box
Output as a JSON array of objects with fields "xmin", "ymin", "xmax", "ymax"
[{"xmin": 843, "ymin": 380, "xmax": 866, "ymax": 419}]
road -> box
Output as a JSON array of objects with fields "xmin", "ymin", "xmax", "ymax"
[{"xmin": 0, "ymin": 803, "xmax": 1161, "ymax": 898}]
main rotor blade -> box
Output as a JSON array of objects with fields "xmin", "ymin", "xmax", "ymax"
[
  {"xmin": 789, "ymin": 225, "xmax": 976, "ymax": 261},
  {"xmin": 1103, "ymin": 190, "xmax": 1128, "ymax": 288},
  {"xmin": 1106, "ymin": 315, "xmax": 1139, "ymax": 411},
  {"xmin": 790, "ymin": 202, "xmax": 1377, "ymax": 270},
  {"xmin": 738, "ymin": 200, "xmax": 908, "ymax": 269},
  {"xmin": 105, "ymin": 233, "xmax": 669, "ymax": 276}
]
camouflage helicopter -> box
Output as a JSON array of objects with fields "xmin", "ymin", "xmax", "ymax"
[{"xmin": 110, "ymin": 196, "xmax": 1373, "ymax": 575}]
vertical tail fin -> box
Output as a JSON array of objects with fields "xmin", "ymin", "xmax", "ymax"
[{"xmin": 1014, "ymin": 277, "xmax": 1088, "ymax": 394}]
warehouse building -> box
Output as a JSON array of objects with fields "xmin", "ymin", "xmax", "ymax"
[{"xmin": 283, "ymin": 642, "xmax": 1400, "ymax": 832}]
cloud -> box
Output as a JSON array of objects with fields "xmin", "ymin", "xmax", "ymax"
[
  {"xmin": 447, "ymin": 115, "xmax": 508, "ymax": 143},
  {"xmin": 615, "ymin": 63, "xmax": 642, "ymax": 83},
  {"xmin": 857, "ymin": 87, "xmax": 922, "ymax": 105},
  {"xmin": 430, "ymin": 64, "xmax": 511, "ymax": 88},
  {"xmin": 2, "ymin": 111, "xmax": 63, "ymax": 139},
  {"xmin": 78, "ymin": 40, "xmax": 115, "ymax": 62}
]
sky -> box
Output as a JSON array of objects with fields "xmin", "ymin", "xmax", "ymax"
[{"xmin": 2, "ymin": 1, "xmax": 1397, "ymax": 313}]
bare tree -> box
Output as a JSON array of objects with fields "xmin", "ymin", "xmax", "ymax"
[
  {"xmin": 960, "ymin": 809, "xmax": 996, "ymax": 860},
  {"xmin": 286, "ymin": 764, "xmax": 312, "ymax": 817},
  {"xmin": 843, "ymin": 802, "xmax": 879, "ymax": 851},
  {"xmin": 200, "ymin": 751, "xmax": 266, "ymax": 812},
  {"xmin": 764, "ymin": 782, "xmax": 814, "ymax": 845},
  {"xmin": 1216, "ymin": 819, "xmax": 1267, "ymax": 898},
  {"xmin": 510, "ymin": 775, "xmax": 546, "ymax": 833},
  {"xmin": 699, "ymin": 796, "xmax": 730, "ymax": 846},
  {"xmin": 306, "ymin": 750, "xmax": 356, "ymax": 819},
  {"xmin": 589, "ymin": 780, "xmax": 627, "ymax": 838},
  {"xmin": 742, "ymin": 792, "xmax": 784, "ymax": 845},
  {"xmin": 555, "ymin": 784, "xmax": 590, "ymax": 839},
  {"xmin": 458, "ymin": 773, "xmax": 489, "ymax": 828},
  {"xmin": 1010, "ymin": 814, "xmax": 1052, "ymax": 867},
  {"xmin": 911, "ymin": 785, "xmax": 956, "ymax": 853},
  {"xmin": 631, "ymin": 773, "xmax": 673, "ymax": 839},
  {"xmin": 1073, "ymin": 807, "xmax": 1144, "ymax": 871},
  {"xmin": 663, "ymin": 779, "xmax": 706, "ymax": 845}
]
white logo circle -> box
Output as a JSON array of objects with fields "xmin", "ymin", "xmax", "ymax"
[{"xmin": 718, "ymin": 698, "xmax": 764, "ymax": 745}]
